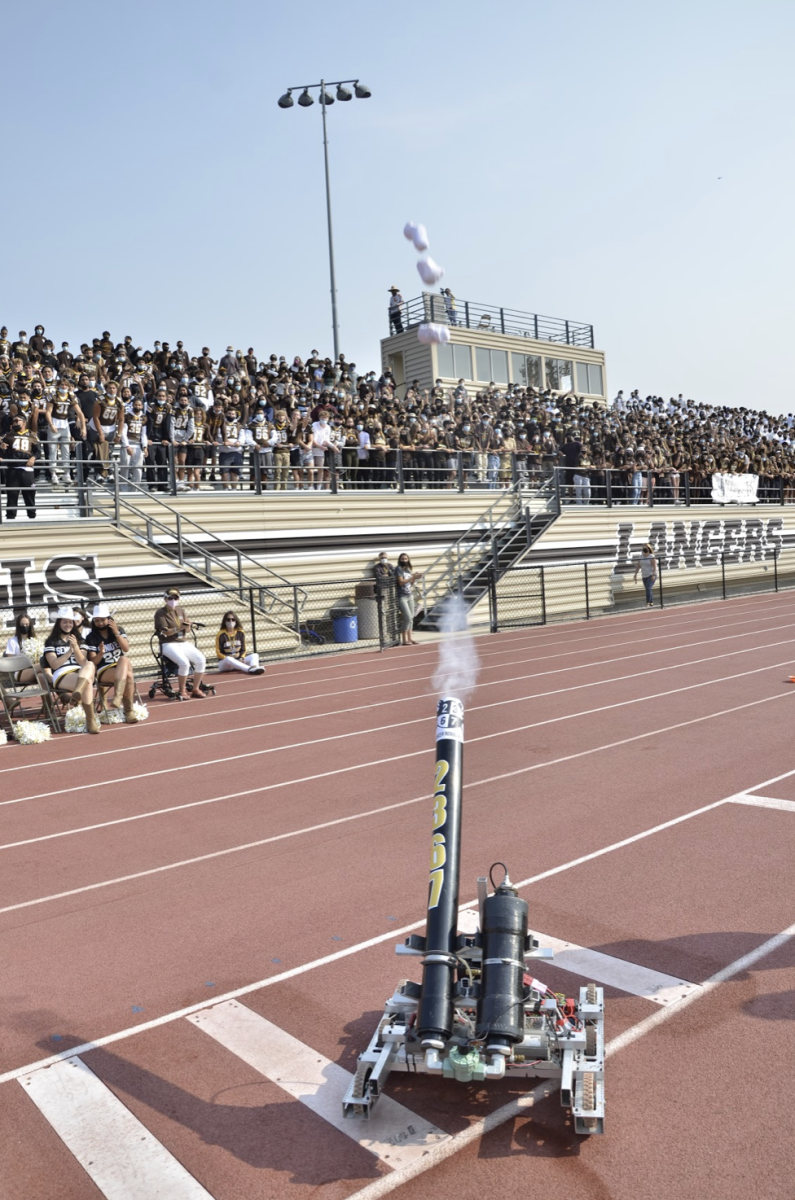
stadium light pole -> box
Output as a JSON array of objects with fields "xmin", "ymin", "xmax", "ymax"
[{"xmin": 277, "ymin": 79, "xmax": 371, "ymax": 362}]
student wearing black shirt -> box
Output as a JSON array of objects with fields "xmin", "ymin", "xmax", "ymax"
[
  {"xmin": 42, "ymin": 607, "xmax": 100, "ymax": 734},
  {"xmin": 84, "ymin": 603, "xmax": 139, "ymax": 722}
]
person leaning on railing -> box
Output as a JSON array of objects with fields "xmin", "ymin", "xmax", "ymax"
[
  {"xmin": 154, "ymin": 587, "xmax": 208, "ymax": 700},
  {"xmin": 1, "ymin": 413, "xmax": 38, "ymax": 520}
]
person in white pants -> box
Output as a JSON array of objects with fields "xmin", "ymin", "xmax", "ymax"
[
  {"xmin": 154, "ymin": 587, "xmax": 208, "ymax": 700},
  {"xmin": 215, "ymin": 611, "xmax": 265, "ymax": 675}
]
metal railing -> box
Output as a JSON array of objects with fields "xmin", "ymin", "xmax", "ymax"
[
  {"xmin": 418, "ymin": 476, "xmax": 559, "ymax": 624},
  {"xmin": 88, "ymin": 465, "xmax": 306, "ymax": 638},
  {"xmin": 392, "ymin": 293, "xmax": 595, "ymax": 348},
  {"xmin": 488, "ymin": 549, "xmax": 788, "ymax": 631}
]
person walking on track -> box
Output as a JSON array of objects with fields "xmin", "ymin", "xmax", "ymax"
[{"xmin": 633, "ymin": 543, "xmax": 658, "ymax": 607}]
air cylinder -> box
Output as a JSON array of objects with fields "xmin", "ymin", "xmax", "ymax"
[{"xmin": 477, "ymin": 878, "xmax": 528, "ymax": 1052}]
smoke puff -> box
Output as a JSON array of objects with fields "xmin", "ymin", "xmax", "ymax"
[
  {"xmin": 417, "ymin": 257, "xmax": 444, "ymax": 285},
  {"xmin": 417, "ymin": 323, "xmax": 451, "ymax": 345},
  {"xmin": 432, "ymin": 593, "xmax": 480, "ymax": 703}
]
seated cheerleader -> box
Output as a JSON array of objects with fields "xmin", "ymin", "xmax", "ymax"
[
  {"xmin": 84, "ymin": 603, "xmax": 139, "ymax": 723},
  {"xmin": 215, "ymin": 611, "xmax": 265, "ymax": 675},
  {"xmin": 42, "ymin": 606, "xmax": 100, "ymax": 733},
  {"xmin": 3, "ymin": 612, "xmax": 51, "ymax": 686}
]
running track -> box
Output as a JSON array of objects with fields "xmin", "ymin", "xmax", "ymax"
[{"xmin": 2, "ymin": 591, "xmax": 795, "ymax": 1200}]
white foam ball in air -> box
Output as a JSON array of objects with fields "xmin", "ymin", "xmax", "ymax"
[
  {"xmin": 411, "ymin": 223, "xmax": 429, "ymax": 251},
  {"xmin": 403, "ymin": 221, "xmax": 419, "ymax": 242},
  {"xmin": 417, "ymin": 257, "xmax": 444, "ymax": 285},
  {"xmin": 417, "ymin": 323, "xmax": 451, "ymax": 345}
]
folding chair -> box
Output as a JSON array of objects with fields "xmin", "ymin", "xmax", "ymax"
[{"xmin": 0, "ymin": 655, "xmax": 63, "ymax": 736}]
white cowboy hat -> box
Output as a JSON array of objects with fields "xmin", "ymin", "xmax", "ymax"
[
  {"xmin": 91, "ymin": 602, "xmax": 112, "ymax": 619},
  {"xmin": 54, "ymin": 606, "xmax": 77, "ymax": 620}
]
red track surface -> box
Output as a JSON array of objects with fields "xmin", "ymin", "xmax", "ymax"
[{"xmin": 2, "ymin": 592, "xmax": 795, "ymax": 1199}]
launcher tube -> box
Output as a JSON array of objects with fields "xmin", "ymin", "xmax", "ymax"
[{"xmin": 417, "ymin": 696, "xmax": 464, "ymax": 1048}]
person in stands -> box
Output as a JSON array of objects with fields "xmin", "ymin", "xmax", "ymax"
[
  {"xmin": 84, "ymin": 603, "xmax": 139, "ymax": 722},
  {"xmin": 153, "ymin": 587, "xmax": 208, "ymax": 699},
  {"xmin": 42, "ymin": 606, "xmax": 100, "ymax": 733},
  {"xmin": 215, "ymin": 611, "xmax": 264, "ymax": 675}
]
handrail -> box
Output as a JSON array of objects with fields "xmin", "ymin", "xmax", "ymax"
[
  {"xmin": 111, "ymin": 468, "xmax": 299, "ymax": 594},
  {"xmin": 419, "ymin": 478, "xmax": 556, "ymax": 616},
  {"xmin": 89, "ymin": 469, "xmax": 302, "ymax": 634}
]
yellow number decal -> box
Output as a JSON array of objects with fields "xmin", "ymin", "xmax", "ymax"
[
  {"xmin": 432, "ymin": 794, "xmax": 447, "ymax": 830},
  {"xmin": 428, "ymin": 868, "xmax": 444, "ymax": 909},
  {"xmin": 434, "ymin": 760, "xmax": 449, "ymax": 791},
  {"xmin": 430, "ymin": 832, "xmax": 446, "ymax": 870}
]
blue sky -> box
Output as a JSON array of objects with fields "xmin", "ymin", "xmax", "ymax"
[{"xmin": 3, "ymin": 0, "xmax": 793, "ymax": 409}]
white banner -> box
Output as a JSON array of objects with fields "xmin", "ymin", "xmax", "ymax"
[{"xmin": 711, "ymin": 473, "xmax": 759, "ymax": 505}]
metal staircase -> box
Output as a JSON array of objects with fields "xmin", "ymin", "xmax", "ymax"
[
  {"xmin": 89, "ymin": 467, "xmax": 304, "ymax": 643},
  {"xmin": 417, "ymin": 478, "xmax": 559, "ymax": 629}
]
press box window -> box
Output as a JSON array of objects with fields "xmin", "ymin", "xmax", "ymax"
[
  {"xmin": 544, "ymin": 358, "xmax": 573, "ymax": 392},
  {"xmin": 575, "ymin": 362, "xmax": 604, "ymax": 395},
  {"xmin": 511, "ymin": 353, "xmax": 542, "ymax": 388},
  {"xmin": 436, "ymin": 342, "xmax": 472, "ymax": 379},
  {"xmin": 475, "ymin": 347, "xmax": 508, "ymax": 384}
]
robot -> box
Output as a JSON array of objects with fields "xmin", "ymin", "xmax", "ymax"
[{"xmin": 342, "ymin": 696, "xmax": 605, "ymax": 1136}]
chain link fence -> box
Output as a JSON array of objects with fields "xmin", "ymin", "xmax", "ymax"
[
  {"xmin": 488, "ymin": 549, "xmax": 791, "ymax": 630},
  {"xmin": 2, "ymin": 576, "xmax": 401, "ymax": 677}
]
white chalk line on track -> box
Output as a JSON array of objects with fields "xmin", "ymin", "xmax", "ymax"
[
  {"xmin": 0, "ymin": 690, "xmax": 791, "ymax": 913},
  {"xmin": 5, "ymin": 653, "xmax": 793, "ymax": 810},
  {"xmin": 0, "ymin": 785, "xmax": 758, "ymax": 1085},
  {"xmin": 3, "ymin": 613, "xmax": 794, "ymax": 777},
  {"xmin": 347, "ymin": 917, "xmax": 795, "ymax": 1199}
]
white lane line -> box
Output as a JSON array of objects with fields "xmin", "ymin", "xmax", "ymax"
[
  {"xmin": 0, "ymin": 788, "xmax": 734, "ymax": 1086},
  {"xmin": 5, "ymin": 654, "xmax": 792, "ymax": 809},
  {"xmin": 0, "ymin": 691, "xmax": 787, "ymax": 915},
  {"xmin": 5, "ymin": 637, "xmax": 793, "ymax": 841},
  {"xmin": 187, "ymin": 1000, "xmax": 447, "ymax": 1169},
  {"xmin": 347, "ymin": 919, "xmax": 795, "ymax": 1200},
  {"xmin": 730, "ymin": 794, "xmax": 795, "ymax": 812},
  {"xmin": 539, "ymin": 936, "xmax": 699, "ymax": 1004},
  {"xmin": 2, "ymin": 599, "xmax": 786, "ymax": 779},
  {"xmin": 4, "ymin": 619, "xmax": 791, "ymax": 780},
  {"xmin": 19, "ymin": 1056, "xmax": 212, "ymax": 1200},
  {"xmin": 456, "ymin": 912, "xmax": 697, "ymax": 1004}
]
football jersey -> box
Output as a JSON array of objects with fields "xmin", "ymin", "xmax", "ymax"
[{"xmin": 84, "ymin": 625, "xmax": 126, "ymax": 667}]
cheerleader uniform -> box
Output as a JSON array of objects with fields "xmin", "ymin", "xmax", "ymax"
[
  {"xmin": 215, "ymin": 628, "xmax": 263, "ymax": 674},
  {"xmin": 83, "ymin": 625, "xmax": 127, "ymax": 682},
  {"xmin": 42, "ymin": 632, "xmax": 88, "ymax": 686}
]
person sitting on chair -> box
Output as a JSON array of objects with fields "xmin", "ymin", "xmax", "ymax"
[
  {"xmin": 84, "ymin": 603, "xmax": 139, "ymax": 723},
  {"xmin": 215, "ymin": 611, "xmax": 265, "ymax": 675},
  {"xmin": 153, "ymin": 587, "xmax": 208, "ymax": 700},
  {"xmin": 3, "ymin": 612, "xmax": 51, "ymax": 686},
  {"xmin": 42, "ymin": 606, "xmax": 100, "ymax": 733}
]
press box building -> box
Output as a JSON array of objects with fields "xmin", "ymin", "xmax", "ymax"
[{"xmin": 380, "ymin": 291, "xmax": 606, "ymax": 402}]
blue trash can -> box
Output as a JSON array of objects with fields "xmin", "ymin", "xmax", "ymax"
[{"xmin": 332, "ymin": 609, "xmax": 358, "ymax": 643}]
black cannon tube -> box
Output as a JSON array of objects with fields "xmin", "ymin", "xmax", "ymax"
[{"xmin": 417, "ymin": 696, "xmax": 464, "ymax": 1048}]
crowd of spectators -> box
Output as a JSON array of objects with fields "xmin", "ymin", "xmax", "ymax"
[{"xmin": 2, "ymin": 324, "xmax": 795, "ymax": 515}]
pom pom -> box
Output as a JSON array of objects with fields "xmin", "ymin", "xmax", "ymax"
[
  {"xmin": 65, "ymin": 707, "xmax": 87, "ymax": 733},
  {"xmin": 21, "ymin": 636, "xmax": 47, "ymax": 663},
  {"xmin": 0, "ymin": 729, "xmax": 7, "ymax": 746},
  {"xmin": 100, "ymin": 707, "xmax": 125, "ymax": 725},
  {"xmin": 416, "ymin": 257, "xmax": 444, "ymax": 286},
  {"xmin": 131, "ymin": 702, "xmax": 150, "ymax": 722},
  {"xmin": 15, "ymin": 720, "xmax": 52, "ymax": 745},
  {"xmin": 417, "ymin": 323, "xmax": 451, "ymax": 345}
]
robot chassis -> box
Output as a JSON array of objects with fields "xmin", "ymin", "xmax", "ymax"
[{"xmin": 342, "ymin": 697, "xmax": 606, "ymax": 1136}]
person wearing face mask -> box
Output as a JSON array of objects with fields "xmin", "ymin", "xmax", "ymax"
[
  {"xmin": 1, "ymin": 414, "xmax": 38, "ymax": 520},
  {"xmin": 146, "ymin": 389, "xmax": 172, "ymax": 492},
  {"xmin": 120, "ymin": 398, "xmax": 148, "ymax": 490},
  {"xmin": 46, "ymin": 383, "xmax": 83, "ymax": 485},
  {"xmin": 270, "ymin": 409, "xmax": 292, "ymax": 490},
  {"xmin": 3, "ymin": 612, "xmax": 51, "ymax": 687},
  {"xmin": 394, "ymin": 554, "xmax": 422, "ymax": 646},
  {"xmin": 215, "ymin": 611, "xmax": 264, "ymax": 675},
  {"xmin": 311, "ymin": 409, "xmax": 333, "ymax": 490},
  {"xmin": 170, "ymin": 389, "xmax": 195, "ymax": 491},
  {"xmin": 154, "ymin": 588, "xmax": 208, "ymax": 700}
]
